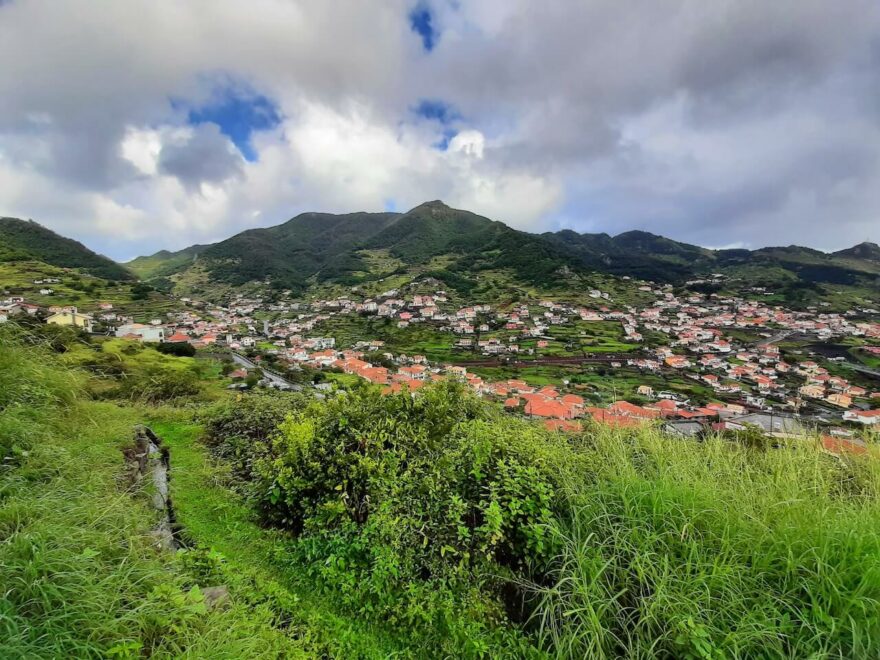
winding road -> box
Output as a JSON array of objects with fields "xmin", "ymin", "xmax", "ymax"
[{"xmin": 231, "ymin": 352, "xmax": 301, "ymax": 389}]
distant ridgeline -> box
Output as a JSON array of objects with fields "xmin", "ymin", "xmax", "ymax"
[
  {"xmin": 3, "ymin": 204, "xmax": 878, "ymax": 301},
  {"xmin": 125, "ymin": 201, "xmax": 880, "ymax": 298},
  {"xmin": 0, "ymin": 217, "xmax": 133, "ymax": 281}
]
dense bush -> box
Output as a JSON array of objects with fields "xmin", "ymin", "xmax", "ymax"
[
  {"xmin": 203, "ymin": 383, "xmax": 579, "ymax": 652},
  {"xmin": 155, "ymin": 341, "xmax": 196, "ymax": 357},
  {"xmin": 201, "ymin": 391, "xmax": 305, "ymax": 481},
  {"xmin": 201, "ymin": 381, "xmax": 880, "ymax": 658}
]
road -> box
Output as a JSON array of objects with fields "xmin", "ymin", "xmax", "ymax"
[
  {"xmin": 452, "ymin": 352, "xmax": 645, "ymax": 368},
  {"xmin": 756, "ymin": 330, "xmax": 794, "ymax": 347},
  {"xmin": 851, "ymin": 364, "xmax": 880, "ymax": 379},
  {"xmin": 231, "ymin": 352, "xmax": 301, "ymax": 390}
]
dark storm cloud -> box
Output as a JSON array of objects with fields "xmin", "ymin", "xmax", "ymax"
[
  {"xmin": 157, "ymin": 123, "xmax": 243, "ymax": 189},
  {"xmin": 417, "ymin": 0, "xmax": 880, "ymax": 248}
]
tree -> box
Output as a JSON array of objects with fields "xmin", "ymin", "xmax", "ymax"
[{"xmin": 155, "ymin": 342, "xmax": 196, "ymax": 357}]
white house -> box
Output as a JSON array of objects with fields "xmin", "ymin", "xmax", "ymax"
[
  {"xmin": 115, "ymin": 323, "xmax": 165, "ymax": 342},
  {"xmin": 843, "ymin": 410, "xmax": 880, "ymax": 425}
]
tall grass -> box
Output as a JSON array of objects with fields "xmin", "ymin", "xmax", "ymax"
[
  {"xmin": 0, "ymin": 326, "xmax": 82, "ymax": 462},
  {"xmin": 0, "ymin": 332, "xmax": 307, "ymax": 658},
  {"xmin": 533, "ymin": 427, "xmax": 880, "ymax": 658}
]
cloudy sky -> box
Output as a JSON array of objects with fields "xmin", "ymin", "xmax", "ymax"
[{"xmin": 1, "ymin": 0, "xmax": 879, "ymax": 260}]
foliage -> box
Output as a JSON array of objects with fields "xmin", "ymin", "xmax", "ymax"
[
  {"xmin": 155, "ymin": 340, "xmax": 196, "ymax": 357},
  {"xmin": 202, "ymin": 380, "xmax": 880, "ymax": 658},
  {"xmin": 0, "ymin": 216, "xmax": 133, "ymax": 280},
  {"xmin": 0, "ymin": 325, "xmax": 82, "ymax": 464},
  {"xmin": 214, "ymin": 383, "xmax": 577, "ymax": 653},
  {"xmin": 0, "ymin": 336, "xmax": 306, "ymax": 658},
  {"xmin": 201, "ymin": 391, "xmax": 305, "ymax": 481}
]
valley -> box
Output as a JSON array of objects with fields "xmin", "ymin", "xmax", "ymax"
[{"xmin": 2, "ymin": 203, "xmax": 879, "ymax": 658}]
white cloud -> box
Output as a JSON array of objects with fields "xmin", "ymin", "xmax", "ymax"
[{"xmin": 0, "ymin": 0, "xmax": 878, "ymax": 258}]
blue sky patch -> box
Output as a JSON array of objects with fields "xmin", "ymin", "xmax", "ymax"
[
  {"xmin": 413, "ymin": 98, "xmax": 460, "ymax": 124},
  {"xmin": 409, "ymin": 2, "xmax": 437, "ymax": 51},
  {"xmin": 433, "ymin": 128, "xmax": 457, "ymax": 151},
  {"xmin": 185, "ymin": 86, "xmax": 281, "ymax": 162}
]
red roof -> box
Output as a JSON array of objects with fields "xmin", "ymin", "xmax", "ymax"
[
  {"xmin": 821, "ymin": 435, "xmax": 867, "ymax": 456},
  {"xmin": 525, "ymin": 399, "xmax": 575, "ymax": 419},
  {"xmin": 585, "ymin": 408, "xmax": 644, "ymax": 428},
  {"xmin": 608, "ymin": 401, "xmax": 660, "ymax": 419}
]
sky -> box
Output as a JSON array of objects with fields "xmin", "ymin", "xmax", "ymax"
[{"xmin": 1, "ymin": 1, "xmax": 879, "ymax": 260}]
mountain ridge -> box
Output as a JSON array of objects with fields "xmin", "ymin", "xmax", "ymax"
[
  {"xmin": 0, "ymin": 216, "xmax": 133, "ymax": 281},
  {"xmin": 5, "ymin": 205, "xmax": 878, "ymax": 304}
]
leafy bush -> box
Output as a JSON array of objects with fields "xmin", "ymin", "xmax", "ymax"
[
  {"xmin": 155, "ymin": 341, "xmax": 196, "ymax": 357},
  {"xmin": 201, "ymin": 391, "xmax": 305, "ymax": 481},
  {"xmin": 236, "ymin": 382, "xmax": 576, "ymax": 652},
  {"xmin": 115, "ymin": 366, "xmax": 203, "ymax": 403}
]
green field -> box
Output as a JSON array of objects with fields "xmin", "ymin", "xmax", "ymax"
[{"xmin": 0, "ymin": 260, "xmax": 181, "ymax": 320}]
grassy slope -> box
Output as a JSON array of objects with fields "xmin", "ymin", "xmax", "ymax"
[
  {"xmin": 151, "ymin": 417, "xmax": 409, "ymax": 658},
  {"xmin": 0, "ymin": 337, "xmax": 307, "ymax": 658},
  {"xmin": 0, "ymin": 216, "xmax": 132, "ymax": 281},
  {"xmin": 125, "ymin": 245, "xmax": 208, "ymax": 280},
  {"xmin": 0, "ymin": 260, "xmax": 180, "ymax": 320},
  {"xmin": 4, "ymin": 329, "xmax": 880, "ymax": 658},
  {"xmin": 536, "ymin": 428, "xmax": 880, "ymax": 657}
]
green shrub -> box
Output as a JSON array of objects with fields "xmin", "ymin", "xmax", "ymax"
[
  {"xmin": 201, "ymin": 391, "xmax": 305, "ymax": 481},
  {"xmin": 243, "ymin": 382, "xmax": 575, "ymax": 652},
  {"xmin": 155, "ymin": 341, "xmax": 196, "ymax": 357}
]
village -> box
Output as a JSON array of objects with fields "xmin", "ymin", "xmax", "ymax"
[{"xmin": 3, "ymin": 275, "xmax": 879, "ymax": 450}]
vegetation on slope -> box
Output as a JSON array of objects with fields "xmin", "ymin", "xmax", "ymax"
[
  {"xmin": 125, "ymin": 244, "xmax": 209, "ymax": 280},
  {"xmin": 4, "ymin": 323, "xmax": 880, "ymax": 658},
  {"xmin": 0, "ymin": 217, "xmax": 133, "ymax": 281},
  {"xmin": 197, "ymin": 210, "xmax": 400, "ymax": 291},
  {"xmin": 0, "ymin": 328, "xmax": 308, "ymax": 658},
  {"xmin": 545, "ymin": 227, "xmax": 880, "ymax": 293},
  {"xmin": 202, "ymin": 381, "xmax": 880, "ymax": 658}
]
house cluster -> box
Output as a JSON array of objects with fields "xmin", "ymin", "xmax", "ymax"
[
  {"xmin": 616, "ymin": 292, "xmax": 880, "ymax": 413},
  {"xmin": 0, "ymin": 297, "xmax": 96, "ymax": 332},
  {"xmin": 7, "ymin": 270, "xmax": 877, "ymax": 437}
]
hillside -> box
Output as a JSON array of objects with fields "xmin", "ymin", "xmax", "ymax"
[
  {"xmin": 834, "ymin": 241, "xmax": 880, "ymax": 264},
  {"xmin": 147, "ymin": 201, "xmax": 589, "ymax": 298},
  {"xmin": 544, "ymin": 229, "xmax": 714, "ymax": 282},
  {"xmin": 197, "ymin": 210, "xmax": 400, "ymax": 290},
  {"xmin": 0, "ymin": 217, "xmax": 133, "ymax": 281},
  {"xmin": 2, "ymin": 325, "xmax": 879, "ymax": 658},
  {"xmin": 126, "ymin": 244, "xmax": 210, "ymax": 280},
  {"xmin": 544, "ymin": 228, "xmax": 880, "ymax": 289},
  {"xmin": 129, "ymin": 202, "xmax": 878, "ymax": 307},
  {"xmin": 6, "ymin": 205, "xmax": 876, "ymax": 308},
  {"xmin": 362, "ymin": 201, "xmax": 587, "ymax": 288}
]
